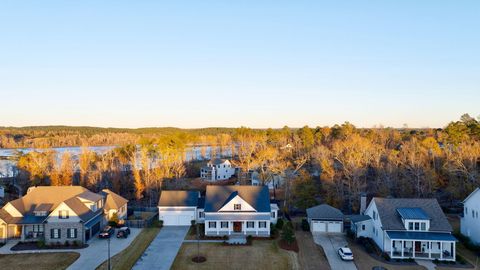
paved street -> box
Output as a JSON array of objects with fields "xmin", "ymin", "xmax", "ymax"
[
  {"xmin": 313, "ymin": 233, "xmax": 358, "ymax": 270},
  {"xmin": 133, "ymin": 226, "xmax": 189, "ymax": 270}
]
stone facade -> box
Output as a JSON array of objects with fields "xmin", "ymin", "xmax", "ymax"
[{"xmin": 45, "ymin": 222, "xmax": 84, "ymax": 245}]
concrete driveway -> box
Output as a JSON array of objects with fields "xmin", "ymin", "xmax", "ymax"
[
  {"xmin": 68, "ymin": 228, "xmax": 141, "ymax": 270},
  {"xmin": 133, "ymin": 226, "xmax": 189, "ymax": 270},
  {"xmin": 313, "ymin": 233, "xmax": 358, "ymax": 270}
]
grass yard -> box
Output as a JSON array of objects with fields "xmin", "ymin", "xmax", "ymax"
[
  {"xmin": 296, "ymin": 230, "xmax": 331, "ymax": 270},
  {"xmin": 0, "ymin": 252, "xmax": 80, "ymax": 270},
  {"xmin": 348, "ymin": 240, "xmax": 427, "ymax": 270},
  {"xmin": 171, "ymin": 240, "xmax": 298, "ymax": 270},
  {"xmin": 96, "ymin": 227, "xmax": 161, "ymax": 270}
]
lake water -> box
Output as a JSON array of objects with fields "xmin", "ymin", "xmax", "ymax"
[{"xmin": 0, "ymin": 145, "xmax": 231, "ymax": 177}]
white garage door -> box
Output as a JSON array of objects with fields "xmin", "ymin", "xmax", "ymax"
[
  {"xmin": 327, "ymin": 222, "xmax": 342, "ymax": 233},
  {"xmin": 161, "ymin": 211, "xmax": 194, "ymax": 226},
  {"xmin": 311, "ymin": 221, "xmax": 327, "ymax": 232}
]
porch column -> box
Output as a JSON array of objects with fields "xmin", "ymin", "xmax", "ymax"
[
  {"xmin": 243, "ymin": 221, "xmax": 246, "ymax": 235},
  {"xmin": 228, "ymin": 222, "xmax": 231, "ymax": 235},
  {"xmin": 452, "ymin": 242, "xmax": 456, "ymax": 261},
  {"xmin": 428, "ymin": 241, "xmax": 432, "ymax": 259},
  {"xmin": 216, "ymin": 221, "xmax": 219, "ymax": 235},
  {"xmin": 256, "ymin": 221, "xmax": 258, "ymax": 236},
  {"xmin": 401, "ymin": 240, "xmax": 404, "ymax": 257},
  {"xmin": 412, "ymin": 241, "xmax": 415, "ymax": 258},
  {"xmin": 20, "ymin": 225, "xmax": 25, "ymax": 241},
  {"xmin": 390, "ymin": 240, "xmax": 393, "ymax": 258},
  {"xmin": 440, "ymin": 242, "xmax": 443, "ymax": 260}
]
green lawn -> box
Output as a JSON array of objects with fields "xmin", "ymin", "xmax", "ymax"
[
  {"xmin": 0, "ymin": 252, "xmax": 80, "ymax": 270},
  {"xmin": 96, "ymin": 227, "xmax": 161, "ymax": 270}
]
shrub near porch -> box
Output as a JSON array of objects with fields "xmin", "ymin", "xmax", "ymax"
[{"xmin": 171, "ymin": 241, "xmax": 296, "ymax": 270}]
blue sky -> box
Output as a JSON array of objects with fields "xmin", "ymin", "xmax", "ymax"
[{"xmin": 0, "ymin": 1, "xmax": 479, "ymax": 128}]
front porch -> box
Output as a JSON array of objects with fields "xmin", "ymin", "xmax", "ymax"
[
  {"xmin": 387, "ymin": 231, "xmax": 457, "ymax": 261},
  {"xmin": 204, "ymin": 220, "xmax": 270, "ymax": 237}
]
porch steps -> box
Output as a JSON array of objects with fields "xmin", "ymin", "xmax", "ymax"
[{"xmin": 227, "ymin": 235, "xmax": 247, "ymax": 245}]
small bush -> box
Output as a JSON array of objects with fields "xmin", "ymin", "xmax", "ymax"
[
  {"xmin": 276, "ymin": 219, "xmax": 284, "ymax": 230},
  {"xmin": 108, "ymin": 212, "xmax": 119, "ymax": 227},
  {"xmin": 65, "ymin": 240, "xmax": 70, "ymax": 247},
  {"xmin": 382, "ymin": 252, "xmax": 390, "ymax": 261},
  {"xmin": 36, "ymin": 240, "xmax": 45, "ymax": 248},
  {"xmin": 301, "ymin": 219, "xmax": 310, "ymax": 231},
  {"xmin": 73, "ymin": 241, "xmax": 79, "ymax": 247}
]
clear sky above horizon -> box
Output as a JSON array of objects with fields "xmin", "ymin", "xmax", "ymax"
[{"xmin": 1, "ymin": 1, "xmax": 479, "ymax": 129}]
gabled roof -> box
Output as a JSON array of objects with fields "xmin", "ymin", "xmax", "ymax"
[
  {"xmin": 63, "ymin": 197, "xmax": 102, "ymax": 222},
  {"xmin": 348, "ymin": 214, "xmax": 371, "ymax": 223},
  {"xmin": 2, "ymin": 186, "xmax": 107, "ymax": 224},
  {"xmin": 307, "ymin": 204, "xmax": 344, "ymax": 220},
  {"xmin": 158, "ymin": 191, "xmax": 199, "ymax": 207},
  {"xmin": 204, "ymin": 185, "xmax": 270, "ymax": 213},
  {"xmin": 100, "ymin": 189, "xmax": 128, "ymax": 211},
  {"xmin": 373, "ymin": 198, "xmax": 452, "ymax": 232},
  {"xmin": 463, "ymin": 188, "xmax": 480, "ymax": 203}
]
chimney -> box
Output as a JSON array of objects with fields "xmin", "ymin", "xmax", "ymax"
[{"xmin": 360, "ymin": 193, "xmax": 367, "ymax": 214}]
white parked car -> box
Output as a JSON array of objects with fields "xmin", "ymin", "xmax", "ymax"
[{"xmin": 338, "ymin": 247, "xmax": 354, "ymax": 261}]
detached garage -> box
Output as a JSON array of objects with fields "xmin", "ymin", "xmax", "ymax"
[
  {"xmin": 307, "ymin": 204, "xmax": 344, "ymax": 233},
  {"xmin": 158, "ymin": 191, "xmax": 199, "ymax": 226}
]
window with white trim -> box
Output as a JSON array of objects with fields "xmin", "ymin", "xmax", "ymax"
[
  {"xmin": 247, "ymin": 222, "xmax": 254, "ymax": 228},
  {"xmin": 259, "ymin": 221, "xmax": 267, "ymax": 228},
  {"xmin": 271, "ymin": 211, "xmax": 276, "ymax": 218},
  {"xmin": 234, "ymin": 204, "xmax": 241, "ymax": 211},
  {"xmin": 67, "ymin": 228, "xmax": 77, "ymax": 239},
  {"xmin": 51, "ymin": 228, "xmax": 61, "ymax": 239},
  {"xmin": 208, "ymin": 222, "xmax": 216, "ymax": 228},
  {"xmin": 221, "ymin": 222, "xmax": 228, "ymax": 228},
  {"xmin": 199, "ymin": 211, "xmax": 205, "ymax": 218}
]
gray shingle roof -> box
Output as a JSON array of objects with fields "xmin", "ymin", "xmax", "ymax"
[
  {"xmin": 373, "ymin": 197, "xmax": 452, "ymax": 232},
  {"xmin": 209, "ymin": 158, "xmax": 228, "ymax": 165},
  {"xmin": 307, "ymin": 204, "xmax": 344, "ymax": 220},
  {"xmin": 348, "ymin": 214, "xmax": 371, "ymax": 223},
  {"xmin": 158, "ymin": 191, "xmax": 199, "ymax": 207},
  {"xmin": 204, "ymin": 185, "xmax": 270, "ymax": 213}
]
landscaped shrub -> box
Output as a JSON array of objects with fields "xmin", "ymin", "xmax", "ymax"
[
  {"xmin": 382, "ymin": 252, "xmax": 390, "ymax": 261},
  {"xmin": 108, "ymin": 212, "xmax": 119, "ymax": 227},
  {"xmin": 346, "ymin": 229, "xmax": 355, "ymax": 239},
  {"xmin": 281, "ymin": 222, "xmax": 295, "ymax": 244},
  {"xmin": 36, "ymin": 240, "xmax": 45, "ymax": 248},
  {"xmin": 65, "ymin": 240, "xmax": 70, "ymax": 247},
  {"xmin": 270, "ymin": 223, "xmax": 278, "ymax": 237},
  {"xmin": 301, "ymin": 219, "xmax": 310, "ymax": 231},
  {"xmin": 276, "ymin": 219, "xmax": 284, "ymax": 230}
]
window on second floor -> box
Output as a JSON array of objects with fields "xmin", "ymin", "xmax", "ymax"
[
  {"xmin": 59, "ymin": 210, "xmax": 69, "ymax": 219},
  {"xmin": 271, "ymin": 211, "xmax": 276, "ymax": 218},
  {"xmin": 372, "ymin": 211, "xmax": 377, "ymax": 220},
  {"xmin": 234, "ymin": 204, "xmax": 241, "ymax": 210}
]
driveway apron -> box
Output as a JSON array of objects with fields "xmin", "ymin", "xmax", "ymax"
[
  {"xmin": 133, "ymin": 226, "xmax": 189, "ymax": 270},
  {"xmin": 313, "ymin": 233, "xmax": 358, "ymax": 270}
]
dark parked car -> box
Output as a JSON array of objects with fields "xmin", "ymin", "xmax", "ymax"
[
  {"xmin": 99, "ymin": 226, "xmax": 115, "ymax": 238},
  {"xmin": 116, "ymin": 227, "xmax": 131, "ymax": 238}
]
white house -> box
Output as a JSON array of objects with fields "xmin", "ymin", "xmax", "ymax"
[
  {"xmin": 461, "ymin": 188, "xmax": 480, "ymax": 244},
  {"xmin": 354, "ymin": 197, "xmax": 456, "ymax": 261},
  {"xmin": 158, "ymin": 186, "xmax": 278, "ymax": 238},
  {"xmin": 200, "ymin": 159, "xmax": 236, "ymax": 181},
  {"xmin": 0, "ymin": 186, "xmax": 128, "ymax": 245}
]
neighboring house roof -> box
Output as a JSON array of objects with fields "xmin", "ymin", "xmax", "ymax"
[
  {"xmin": 307, "ymin": 204, "xmax": 344, "ymax": 221},
  {"xmin": 348, "ymin": 214, "xmax": 371, "ymax": 223},
  {"xmin": 100, "ymin": 189, "xmax": 128, "ymax": 211},
  {"xmin": 463, "ymin": 187, "xmax": 480, "ymax": 203},
  {"xmin": 2, "ymin": 186, "xmax": 109, "ymax": 224},
  {"xmin": 201, "ymin": 166, "xmax": 213, "ymax": 171},
  {"xmin": 197, "ymin": 197, "xmax": 205, "ymax": 209},
  {"xmin": 209, "ymin": 158, "xmax": 228, "ymax": 165},
  {"xmin": 63, "ymin": 197, "xmax": 103, "ymax": 222},
  {"xmin": 373, "ymin": 198, "xmax": 452, "ymax": 232},
  {"xmin": 204, "ymin": 185, "xmax": 270, "ymax": 212},
  {"xmin": 397, "ymin": 207, "xmax": 429, "ymax": 220},
  {"xmin": 77, "ymin": 191, "xmax": 103, "ymax": 202},
  {"xmin": 158, "ymin": 191, "xmax": 199, "ymax": 207}
]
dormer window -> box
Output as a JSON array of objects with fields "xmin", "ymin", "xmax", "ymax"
[{"xmin": 234, "ymin": 204, "xmax": 241, "ymax": 210}]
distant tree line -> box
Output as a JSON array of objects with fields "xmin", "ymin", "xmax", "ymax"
[{"xmin": 8, "ymin": 114, "xmax": 480, "ymax": 212}]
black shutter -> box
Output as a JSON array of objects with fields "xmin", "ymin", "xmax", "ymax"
[
  {"xmin": 74, "ymin": 228, "xmax": 77, "ymax": 238},
  {"xmin": 50, "ymin": 229, "xmax": 54, "ymax": 239},
  {"xmin": 67, "ymin": 228, "xmax": 71, "ymax": 238}
]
